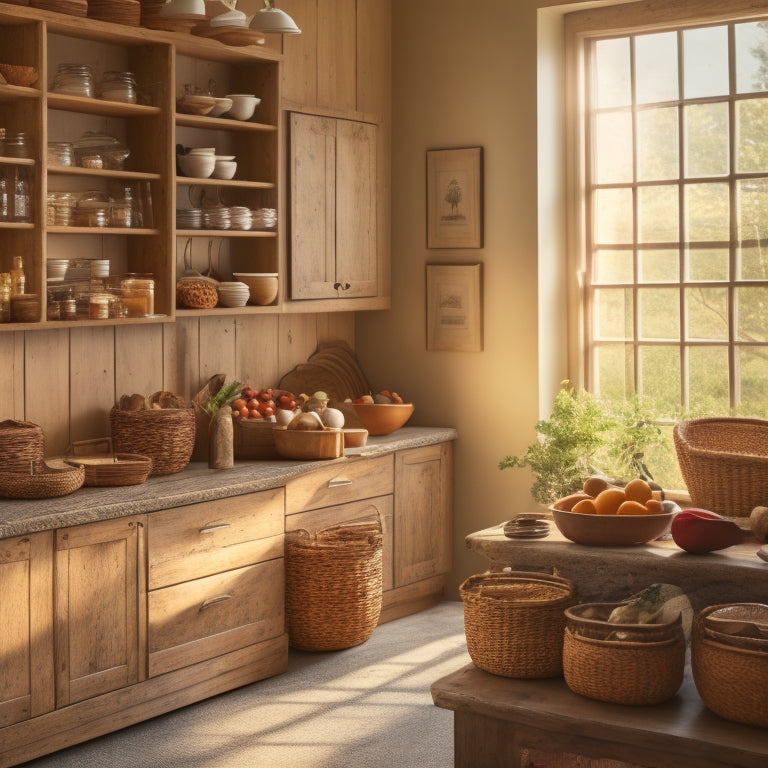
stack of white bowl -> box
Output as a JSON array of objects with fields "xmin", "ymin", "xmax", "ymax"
[
  {"xmin": 229, "ymin": 206, "xmax": 252, "ymax": 230},
  {"xmin": 177, "ymin": 148, "xmax": 216, "ymax": 179},
  {"xmin": 217, "ymin": 281, "xmax": 250, "ymax": 308}
]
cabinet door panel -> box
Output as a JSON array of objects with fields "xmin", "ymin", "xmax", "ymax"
[
  {"xmin": 55, "ymin": 517, "xmax": 145, "ymax": 707},
  {"xmin": 0, "ymin": 532, "xmax": 54, "ymax": 727}
]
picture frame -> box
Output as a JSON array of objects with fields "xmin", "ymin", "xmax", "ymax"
[
  {"xmin": 426, "ymin": 147, "xmax": 483, "ymax": 249},
  {"xmin": 426, "ymin": 264, "xmax": 483, "ymax": 352}
]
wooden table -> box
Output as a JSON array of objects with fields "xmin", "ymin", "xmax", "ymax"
[{"xmin": 432, "ymin": 663, "xmax": 768, "ymax": 768}]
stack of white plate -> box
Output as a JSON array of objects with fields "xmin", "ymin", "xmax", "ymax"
[
  {"xmin": 177, "ymin": 208, "xmax": 202, "ymax": 229},
  {"xmin": 203, "ymin": 206, "xmax": 231, "ymax": 230},
  {"xmin": 216, "ymin": 281, "xmax": 250, "ymax": 308},
  {"xmin": 251, "ymin": 207, "xmax": 277, "ymax": 230},
  {"xmin": 229, "ymin": 206, "xmax": 252, "ymax": 230}
]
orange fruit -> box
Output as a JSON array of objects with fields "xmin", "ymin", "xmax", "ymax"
[
  {"xmin": 616, "ymin": 500, "xmax": 651, "ymax": 516},
  {"xmin": 593, "ymin": 487, "xmax": 626, "ymax": 515},
  {"xmin": 571, "ymin": 498, "xmax": 598, "ymax": 514},
  {"xmin": 624, "ymin": 478, "xmax": 653, "ymax": 504},
  {"xmin": 644, "ymin": 499, "xmax": 663, "ymax": 515},
  {"xmin": 583, "ymin": 475, "xmax": 609, "ymax": 497},
  {"xmin": 552, "ymin": 492, "xmax": 592, "ymax": 511}
]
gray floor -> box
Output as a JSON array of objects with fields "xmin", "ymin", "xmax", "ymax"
[{"xmin": 20, "ymin": 601, "xmax": 469, "ymax": 768}]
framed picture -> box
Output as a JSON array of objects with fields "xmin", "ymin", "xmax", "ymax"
[
  {"xmin": 426, "ymin": 264, "xmax": 483, "ymax": 352},
  {"xmin": 426, "ymin": 147, "xmax": 483, "ymax": 248}
]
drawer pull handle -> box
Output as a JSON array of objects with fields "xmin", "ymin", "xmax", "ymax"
[
  {"xmin": 199, "ymin": 523, "xmax": 231, "ymax": 534},
  {"xmin": 201, "ymin": 595, "xmax": 233, "ymax": 609},
  {"xmin": 328, "ymin": 478, "xmax": 353, "ymax": 488}
]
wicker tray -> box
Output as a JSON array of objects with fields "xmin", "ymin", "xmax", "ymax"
[
  {"xmin": 64, "ymin": 453, "xmax": 152, "ymax": 486},
  {"xmin": 0, "ymin": 462, "xmax": 85, "ymax": 499},
  {"xmin": 286, "ymin": 518, "xmax": 383, "ymax": 651},
  {"xmin": 692, "ymin": 604, "xmax": 768, "ymax": 727},
  {"xmin": 460, "ymin": 571, "xmax": 578, "ymax": 678},
  {"xmin": 674, "ymin": 417, "xmax": 768, "ymax": 516}
]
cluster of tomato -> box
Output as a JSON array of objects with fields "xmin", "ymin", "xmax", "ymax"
[
  {"xmin": 231, "ymin": 387, "xmax": 299, "ymax": 420},
  {"xmin": 353, "ymin": 389, "xmax": 404, "ymax": 404}
]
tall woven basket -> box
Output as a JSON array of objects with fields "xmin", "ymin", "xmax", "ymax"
[
  {"xmin": 110, "ymin": 406, "xmax": 195, "ymax": 476},
  {"xmin": 0, "ymin": 419, "xmax": 45, "ymax": 473},
  {"xmin": 673, "ymin": 417, "xmax": 768, "ymax": 516},
  {"xmin": 286, "ymin": 518, "xmax": 383, "ymax": 652},
  {"xmin": 460, "ymin": 571, "xmax": 578, "ymax": 678}
]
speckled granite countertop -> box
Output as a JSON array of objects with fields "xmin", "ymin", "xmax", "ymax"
[{"xmin": 0, "ymin": 427, "xmax": 457, "ymax": 539}]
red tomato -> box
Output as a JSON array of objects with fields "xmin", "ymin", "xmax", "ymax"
[
  {"xmin": 278, "ymin": 394, "xmax": 295, "ymax": 409},
  {"xmin": 258, "ymin": 389, "xmax": 273, "ymax": 402},
  {"xmin": 246, "ymin": 398, "xmax": 259, "ymax": 410},
  {"xmin": 258, "ymin": 403, "xmax": 275, "ymax": 417},
  {"xmin": 238, "ymin": 407, "xmax": 250, "ymax": 419},
  {"xmin": 232, "ymin": 397, "xmax": 247, "ymax": 411},
  {"xmin": 249, "ymin": 408, "xmax": 262, "ymax": 419}
]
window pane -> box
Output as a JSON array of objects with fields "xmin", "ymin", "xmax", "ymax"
[
  {"xmin": 687, "ymin": 247, "xmax": 729, "ymax": 282},
  {"xmin": 639, "ymin": 248, "xmax": 679, "ymax": 282},
  {"xmin": 737, "ymin": 346, "xmax": 768, "ymax": 413},
  {"xmin": 595, "ymin": 111, "xmax": 633, "ymax": 183},
  {"xmin": 735, "ymin": 22, "xmax": 768, "ymax": 94},
  {"xmin": 595, "ymin": 37, "xmax": 631, "ymax": 108},
  {"xmin": 637, "ymin": 106, "xmax": 678, "ymax": 181},
  {"xmin": 594, "ymin": 187, "xmax": 633, "ymax": 243},
  {"xmin": 638, "ymin": 288, "xmax": 678, "ymax": 339},
  {"xmin": 683, "ymin": 26, "xmax": 729, "ymax": 99},
  {"xmin": 686, "ymin": 287, "xmax": 728, "ymax": 340},
  {"xmin": 635, "ymin": 32, "xmax": 678, "ymax": 104},
  {"xmin": 737, "ymin": 179, "xmax": 768, "ymax": 250},
  {"xmin": 638, "ymin": 185, "xmax": 678, "ymax": 242},
  {"xmin": 593, "ymin": 343, "xmax": 633, "ymax": 400},
  {"xmin": 736, "ymin": 98, "xmax": 768, "ymax": 173},
  {"xmin": 594, "ymin": 287, "xmax": 632, "ymax": 340},
  {"xmin": 685, "ymin": 102, "xmax": 729, "ymax": 177},
  {"xmin": 685, "ymin": 183, "xmax": 729, "ymax": 242},
  {"xmin": 736, "ymin": 286, "xmax": 768, "ymax": 341},
  {"xmin": 593, "ymin": 249, "xmax": 633, "ymax": 284},
  {"xmin": 689, "ymin": 346, "xmax": 730, "ymax": 413},
  {"xmin": 638, "ymin": 346, "xmax": 680, "ymax": 411},
  {"xmin": 738, "ymin": 245, "xmax": 768, "ymax": 280}
]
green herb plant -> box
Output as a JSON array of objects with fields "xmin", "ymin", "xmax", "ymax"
[{"xmin": 204, "ymin": 379, "xmax": 242, "ymax": 416}]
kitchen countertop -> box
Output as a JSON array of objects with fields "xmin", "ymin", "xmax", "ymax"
[{"xmin": 0, "ymin": 426, "xmax": 457, "ymax": 539}]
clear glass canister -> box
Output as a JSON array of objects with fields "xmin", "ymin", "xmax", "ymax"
[
  {"xmin": 48, "ymin": 141, "xmax": 74, "ymax": 167},
  {"xmin": 120, "ymin": 277, "xmax": 154, "ymax": 316},
  {"xmin": 98, "ymin": 71, "xmax": 137, "ymax": 104},
  {"xmin": 52, "ymin": 63, "xmax": 94, "ymax": 97}
]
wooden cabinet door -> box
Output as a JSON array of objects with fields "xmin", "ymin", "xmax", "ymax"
[
  {"xmin": 0, "ymin": 532, "xmax": 54, "ymax": 727},
  {"xmin": 393, "ymin": 443, "xmax": 453, "ymax": 588},
  {"xmin": 55, "ymin": 516, "xmax": 146, "ymax": 707},
  {"xmin": 289, "ymin": 112, "xmax": 378, "ymax": 300}
]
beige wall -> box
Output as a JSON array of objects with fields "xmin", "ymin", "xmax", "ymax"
[{"xmin": 357, "ymin": 0, "xmax": 598, "ymax": 597}]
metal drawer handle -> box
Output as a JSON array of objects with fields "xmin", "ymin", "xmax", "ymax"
[
  {"xmin": 199, "ymin": 522, "xmax": 231, "ymax": 534},
  {"xmin": 201, "ymin": 595, "xmax": 233, "ymax": 609},
  {"xmin": 328, "ymin": 478, "xmax": 353, "ymax": 488}
]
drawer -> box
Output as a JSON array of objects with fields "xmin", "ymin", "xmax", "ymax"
[
  {"xmin": 285, "ymin": 454, "xmax": 394, "ymax": 514},
  {"xmin": 148, "ymin": 558, "xmax": 284, "ymax": 677},
  {"xmin": 147, "ymin": 487, "xmax": 284, "ymax": 589}
]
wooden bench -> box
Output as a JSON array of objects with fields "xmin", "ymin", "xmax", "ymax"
[{"xmin": 431, "ymin": 663, "xmax": 768, "ymax": 768}]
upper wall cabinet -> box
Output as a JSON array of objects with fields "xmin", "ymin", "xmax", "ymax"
[{"xmin": 288, "ymin": 111, "xmax": 377, "ymax": 300}]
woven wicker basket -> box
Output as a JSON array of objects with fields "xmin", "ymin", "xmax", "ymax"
[
  {"xmin": 285, "ymin": 519, "xmax": 383, "ymax": 652},
  {"xmin": 110, "ymin": 406, "xmax": 195, "ymax": 476},
  {"xmin": 66, "ymin": 453, "xmax": 153, "ymax": 487},
  {"xmin": 673, "ymin": 417, "xmax": 768, "ymax": 516},
  {"xmin": 460, "ymin": 571, "xmax": 578, "ymax": 678},
  {"xmin": 692, "ymin": 604, "xmax": 768, "ymax": 727},
  {"xmin": 0, "ymin": 419, "xmax": 45, "ymax": 473},
  {"xmin": 0, "ymin": 463, "xmax": 85, "ymax": 499},
  {"xmin": 563, "ymin": 603, "xmax": 686, "ymax": 705}
]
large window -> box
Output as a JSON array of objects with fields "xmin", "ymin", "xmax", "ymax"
[{"xmin": 568, "ymin": 4, "xmax": 768, "ymax": 487}]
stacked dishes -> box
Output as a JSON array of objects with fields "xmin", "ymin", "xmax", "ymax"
[
  {"xmin": 176, "ymin": 208, "xmax": 202, "ymax": 229},
  {"xmin": 217, "ymin": 281, "xmax": 250, "ymax": 308},
  {"xmin": 202, "ymin": 206, "xmax": 230, "ymax": 230},
  {"xmin": 251, "ymin": 207, "xmax": 277, "ymax": 230},
  {"xmin": 229, "ymin": 206, "xmax": 252, "ymax": 230},
  {"xmin": 47, "ymin": 259, "xmax": 69, "ymax": 281}
]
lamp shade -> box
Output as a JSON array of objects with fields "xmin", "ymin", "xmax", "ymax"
[{"xmin": 250, "ymin": 4, "xmax": 301, "ymax": 34}]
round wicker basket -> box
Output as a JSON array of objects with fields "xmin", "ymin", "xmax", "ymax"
[{"xmin": 0, "ymin": 463, "xmax": 85, "ymax": 499}]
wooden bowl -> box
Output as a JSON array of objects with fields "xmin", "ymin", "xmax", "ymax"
[
  {"xmin": 0, "ymin": 63, "xmax": 38, "ymax": 87},
  {"xmin": 233, "ymin": 272, "xmax": 278, "ymax": 305},
  {"xmin": 343, "ymin": 428, "xmax": 368, "ymax": 448},
  {"xmin": 549, "ymin": 506, "xmax": 675, "ymax": 547},
  {"xmin": 351, "ymin": 402, "xmax": 414, "ymax": 436},
  {"xmin": 272, "ymin": 425, "xmax": 343, "ymax": 460}
]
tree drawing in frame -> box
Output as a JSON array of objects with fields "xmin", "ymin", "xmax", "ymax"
[
  {"xmin": 426, "ymin": 264, "xmax": 483, "ymax": 352},
  {"xmin": 427, "ymin": 147, "xmax": 483, "ymax": 248}
]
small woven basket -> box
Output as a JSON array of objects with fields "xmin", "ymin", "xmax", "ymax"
[
  {"xmin": 460, "ymin": 571, "xmax": 578, "ymax": 678},
  {"xmin": 563, "ymin": 603, "xmax": 686, "ymax": 705},
  {"xmin": 691, "ymin": 604, "xmax": 768, "ymax": 727},
  {"xmin": 110, "ymin": 406, "xmax": 195, "ymax": 475},
  {"xmin": 286, "ymin": 518, "xmax": 383, "ymax": 652},
  {"xmin": 0, "ymin": 463, "xmax": 85, "ymax": 499},
  {"xmin": 673, "ymin": 417, "xmax": 768, "ymax": 516},
  {"xmin": 0, "ymin": 419, "xmax": 45, "ymax": 473}
]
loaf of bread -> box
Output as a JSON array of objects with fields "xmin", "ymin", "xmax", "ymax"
[{"xmin": 176, "ymin": 278, "xmax": 218, "ymax": 309}]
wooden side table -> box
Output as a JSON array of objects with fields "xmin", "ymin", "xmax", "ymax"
[{"xmin": 431, "ymin": 663, "xmax": 768, "ymax": 768}]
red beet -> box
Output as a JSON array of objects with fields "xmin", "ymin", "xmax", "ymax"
[{"xmin": 671, "ymin": 509, "xmax": 746, "ymax": 553}]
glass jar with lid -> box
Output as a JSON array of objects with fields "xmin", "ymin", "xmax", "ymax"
[
  {"xmin": 52, "ymin": 63, "xmax": 94, "ymax": 97},
  {"xmin": 48, "ymin": 141, "xmax": 74, "ymax": 167},
  {"xmin": 98, "ymin": 71, "xmax": 138, "ymax": 104}
]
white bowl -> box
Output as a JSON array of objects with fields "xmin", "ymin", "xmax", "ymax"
[
  {"xmin": 187, "ymin": 147, "xmax": 215, "ymax": 155},
  {"xmin": 177, "ymin": 153, "xmax": 215, "ymax": 179},
  {"xmin": 225, "ymin": 94, "xmax": 260, "ymax": 121},
  {"xmin": 160, "ymin": 0, "xmax": 205, "ymax": 16},
  {"xmin": 211, "ymin": 9, "xmax": 247, "ymax": 27},
  {"xmin": 209, "ymin": 98, "xmax": 233, "ymax": 118},
  {"xmin": 212, "ymin": 160, "xmax": 237, "ymax": 180}
]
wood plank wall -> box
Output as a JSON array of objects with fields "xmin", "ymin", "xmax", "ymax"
[{"xmin": 0, "ymin": 312, "xmax": 354, "ymax": 457}]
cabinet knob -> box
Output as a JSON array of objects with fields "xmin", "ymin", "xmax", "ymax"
[{"xmin": 333, "ymin": 281, "xmax": 351, "ymax": 291}]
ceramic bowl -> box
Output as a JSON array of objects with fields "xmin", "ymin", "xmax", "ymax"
[
  {"xmin": 177, "ymin": 153, "xmax": 215, "ymax": 179},
  {"xmin": 209, "ymin": 97, "xmax": 233, "ymax": 117},
  {"xmin": 225, "ymin": 94, "xmax": 260, "ymax": 121},
  {"xmin": 351, "ymin": 402, "xmax": 414, "ymax": 436},
  {"xmin": 175, "ymin": 95, "xmax": 216, "ymax": 115},
  {"xmin": 212, "ymin": 160, "xmax": 237, "ymax": 180},
  {"xmin": 549, "ymin": 506, "xmax": 676, "ymax": 547},
  {"xmin": 210, "ymin": 9, "xmax": 247, "ymax": 26},
  {"xmin": 233, "ymin": 272, "xmax": 278, "ymax": 305},
  {"xmin": 160, "ymin": 0, "xmax": 205, "ymax": 15}
]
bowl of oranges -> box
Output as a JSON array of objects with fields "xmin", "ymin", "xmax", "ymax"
[{"xmin": 549, "ymin": 476, "xmax": 677, "ymax": 546}]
